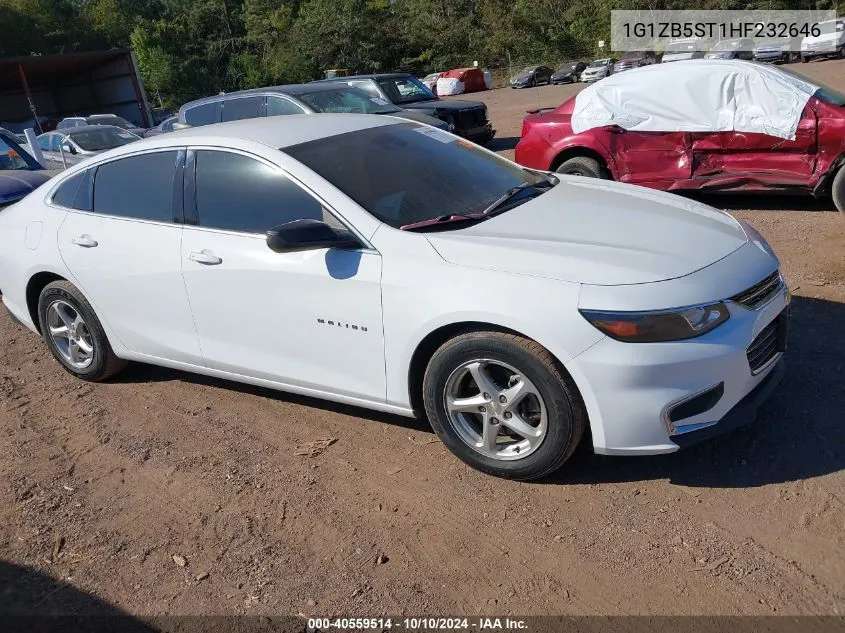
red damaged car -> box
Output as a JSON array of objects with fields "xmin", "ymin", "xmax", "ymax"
[{"xmin": 515, "ymin": 60, "xmax": 845, "ymax": 212}]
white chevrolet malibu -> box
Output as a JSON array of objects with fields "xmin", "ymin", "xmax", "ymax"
[{"xmin": 0, "ymin": 115, "xmax": 790, "ymax": 480}]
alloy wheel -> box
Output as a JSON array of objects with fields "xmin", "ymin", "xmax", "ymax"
[
  {"xmin": 443, "ymin": 359, "xmax": 548, "ymax": 461},
  {"xmin": 46, "ymin": 300, "xmax": 94, "ymax": 370}
]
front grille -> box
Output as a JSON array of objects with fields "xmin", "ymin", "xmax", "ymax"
[
  {"xmin": 730, "ymin": 271, "xmax": 782, "ymax": 309},
  {"xmin": 746, "ymin": 313, "xmax": 783, "ymax": 373},
  {"xmin": 454, "ymin": 108, "xmax": 487, "ymax": 129}
]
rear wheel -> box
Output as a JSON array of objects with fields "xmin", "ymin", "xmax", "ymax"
[
  {"xmin": 422, "ymin": 332, "xmax": 586, "ymax": 480},
  {"xmin": 832, "ymin": 167, "xmax": 845, "ymax": 213},
  {"xmin": 37, "ymin": 280, "xmax": 127, "ymax": 381},
  {"xmin": 555, "ymin": 156, "xmax": 609, "ymax": 179}
]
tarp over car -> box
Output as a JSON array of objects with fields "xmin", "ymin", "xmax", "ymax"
[
  {"xmin": 570, "ymin": 59, "xmax": 818, "ymax": 140},
  {"xmin": 437, "ymin": 68, "xmax": 488, "ymax": 95}
]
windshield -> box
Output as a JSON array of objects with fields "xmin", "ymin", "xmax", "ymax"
[
  {"xmin": 620, "ymin": 51, "xmax": 643, "ymax": 59},
  {"xmin": 559, "ymin": 63, "xmax": 579, "ymax": 71},
  {"xmin": 68, "ymin": 127, "xmax": 140, "ymax": 151},
  {"xmin": 777, "ymin": 67, "xmax": 845, "ymax": 106},
  {"xmin": 712, "ymin": 40, "xmax": 737, "ymax": 51},
  {"xmin": 588, "ymin": 60, "xmax": 609, "ymax": 67},
  {"xmin": 89, "ymin": 115, "xmax": 134, "ymax": 129},
  {"xmin": 284, "ymin": 123, "xmax": 548, "ymax": 229},
  {"xmin": 377, "ymin": 76, "xmax": 436, "ymax": 104},
  {"xmin": 0, "ymin": 132, "xmax": 40, "ymax": 170},
  {"xmin": 298, "ymin": 88, "xmax": 400, "ymax": 114}
]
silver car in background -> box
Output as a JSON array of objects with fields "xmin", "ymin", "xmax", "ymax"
[{"xmin": 36, "ymin": 125, "xmax": 141, "ymax": 169}]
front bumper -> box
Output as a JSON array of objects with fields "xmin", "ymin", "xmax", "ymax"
[
  {"xmin": 458, "ymin": 123, "xmax": 495, "ymax": 144},
  {"xmin": 754, "ymin": 50, "xmax": 784, "ymax": 61},
  {"xmin": 565, "ymin": 282, "xmax": 790, "ymax": 455}
]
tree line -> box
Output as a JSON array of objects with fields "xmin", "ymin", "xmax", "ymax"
[{"xmin": 1, "ymin": 0, "xmax": 841, "ymax": 109}]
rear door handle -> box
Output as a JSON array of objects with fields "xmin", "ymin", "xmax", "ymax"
[
  {"xmin": 189, "ymin": 250, "xmax": 222, "ymax": 265},
  {"xmin": 71, "ymin": 235, "xmax": 98, "ymax": 248}
]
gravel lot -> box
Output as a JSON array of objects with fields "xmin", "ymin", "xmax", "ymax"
[{"xmin": 1, "ymin": 61, "xmax": 843, "ymax": 620}]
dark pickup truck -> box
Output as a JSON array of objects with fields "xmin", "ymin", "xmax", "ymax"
[{"xmin": 315, "ymin": 73, "xmax": 495, "ymax": 144}]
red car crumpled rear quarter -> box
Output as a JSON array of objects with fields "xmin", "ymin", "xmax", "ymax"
[{"xmin": 515, "ymin": 94, "xmax": 845, "ymax": 198}]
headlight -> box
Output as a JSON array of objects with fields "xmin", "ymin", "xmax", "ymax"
[{"xmin": 579, "ymin": 303, "xmax": 730, "ymax": 343}]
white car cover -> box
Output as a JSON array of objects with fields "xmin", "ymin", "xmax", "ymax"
[
  {"xmin": 571, "ymin": 60, "xmax": 819, "ymax": 140},
  {"xmin": 436, "ymin": 77, "xmax": 464, "ymax": 96}
]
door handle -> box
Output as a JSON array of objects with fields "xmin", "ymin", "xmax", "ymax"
[
  {"xmin": 189, "ymin": 250, "xmax": 222, "ymax": 265},
  {"xmin": 71, "ymin": 235, "xmax": 98, "ymax": 248}
]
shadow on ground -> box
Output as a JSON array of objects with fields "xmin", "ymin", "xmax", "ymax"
[
  {"xmin": 0, "ymin": 560, "xmax": 154, "ymax": 632},
  {"xmin": 485, "ymin": 136, "xmax": 520, "ymax": 152},
  {"xmin": 685, "ymin": 191, "xmax": 836, "ymax": 213},
  {"xmin": 113, "ymin": 295, "xmax": 844, "ymax": 489}
]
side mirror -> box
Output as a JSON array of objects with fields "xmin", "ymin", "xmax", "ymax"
[
  {"xmin": 61, "ymin": 142, "xmax": 76, "ymax": 155},
  {"xmin": 266, "ymin": 219, "xmax": 359, "ymax": 253},
  {"xmin": 171, "ymin": 121, "xmax": 192, "ymax": 131}
]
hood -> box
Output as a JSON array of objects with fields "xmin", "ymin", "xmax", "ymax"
[
  {"xmin": 423, "ymin": 177, "xmax": 748, "ymax": 286},
  {"xmin": 661, "ymin": 52, "xmax": 697, "ymax": 62},
  {"xmin": 389, "ymin": 110, "xmax": 448, "ymax": 129},
  {"xmin": 583, "ymin": 66, "xmax": 607, "ymax": 74},
  {"xmin": 403, "ymin": 99, "xmax": 485, "ymax": 114},
  {"xmin": 0, "ymin": 170, "xmax": 51, "ymax": 204},
  {"xmin": 512, "ymin": 72, "xmax": 533, "ymax": 82},
  {"xmin": 553, "ymin": 68, "xmax": 578, "ymax": 77}
]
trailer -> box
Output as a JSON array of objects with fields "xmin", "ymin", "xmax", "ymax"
[{"xmin": 0, "ymin": 49, "xmax": 153, "ymax": 134}]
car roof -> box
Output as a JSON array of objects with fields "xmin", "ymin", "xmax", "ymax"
[
  {"xmin": 180, "ymin": 82, "xmax": 374, "ymax": 110},
  {"xmin": 138, "ymin": 114, "xmax": 397, "ymax": 150},
  {"xmin": 45, "ymin": 124, "xmax": 129, "ymax": 136}
]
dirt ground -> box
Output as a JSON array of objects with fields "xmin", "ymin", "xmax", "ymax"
[{"xmin": 2, "ymin": 60, "xmax": 844, "ymax": 621}]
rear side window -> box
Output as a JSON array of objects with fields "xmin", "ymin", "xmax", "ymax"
[
  {"xmin": 38, "ymin": 136, "xmax": 51, "ymax": 151},
  {"xmin": 51, "ymin": 136, "xmax": 62, "ymax": 152},
  {"xmin": 183, "ymin": 102, "xmax": 220, "ymax": 127},
  {"xmin": 222, "ymin": 96, "xmax": 263, "ymax": 122},
  {"xmin": 93, "ymin": 151, "xmax": 179, "ymax": 222},
  {"xmin": 52, "ymin": 170, "xmax": 92, "ymax": 210},
  {"xmin": 267, "ymin": 96, "xmax": 305, "ymax": 116},
  {"xmin": 194, "ymin": 150, "xmax": 330, "ymax": 233}
]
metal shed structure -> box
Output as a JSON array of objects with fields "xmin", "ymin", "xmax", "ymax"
[{"xmin": 0, "ymin": 49, "xmax": 153, "ymax": 133}]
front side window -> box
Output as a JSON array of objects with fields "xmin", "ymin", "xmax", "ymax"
[
  {"xmin": 184, "ymin": 102, "xmax": 221, "ymax": 126},
  {"xmin": 266, "ymin": 96, "xmax": 306, "ymax": 116},
  {"xmin": 284, "ymin": 123, "xmax": 548, "ymax": 229},
  {"xmin": 377, "ymin": 77, "xmax": 436, "ymax": 104},
  {"xmin": 194, "ymin": 150, "xmax": 335, "ymax": 233},
  {"xmin": 38, "ymin": 135, "xmax": 52, "ymax": 151},
  {"xmin": 162, "ymin": 117, "xmax": 176, "ymax": 132},
  {"xmin": 51, "ymin": 135, "xmax": 62, "ymax": 152},
  {"xmin": 93, "ymin": 151, "xmax": 179, "ymax": 222},
  {"xmin": 69, "ymin": 127, "xmax": 139, "ymax": 151},
  {"xmin": 221, "ymin": 97, "xmax": 263, "ymax": 122}
]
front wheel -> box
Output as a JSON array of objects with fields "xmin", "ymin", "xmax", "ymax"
[
  {"xmin": 831, "ymin": 167, "xmax": 845, "ymax": 213},
  {"xmin": 555, "ymin": 156, "xmax": 609, "ymax": 179},
  {"xmin": 422, "ymin": 332, "xmax": 587, "ymax": 480},
  {"xmin": 37, "ymin": 280, "xmax": 127, "ymax": 381}
]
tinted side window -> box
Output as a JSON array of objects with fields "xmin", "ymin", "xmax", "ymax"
[
  {"xmin": 51, "ymin": 136, "xmax": 62, "ymax": 152},
  {"xmin": 221, "ymin": 96, "xmax": 263, "ymax": 122},
  {"xmin": 266, "ymin": 96, "xmax": 305, "ymax": 116},
  {"xmin": 38, "ymin": 136, "xmax": 51, "ymax": 151},
  {"xmin": 52, "ymin": 169, "xmax": 93, "ymax": 211},
  {"xmin": 162, "ymin": 118, "xmax": 175, "ymax": 132},
  {"xmin": 93, "ymin": 151, "xmax": 178, "ymax": 222},
  {"xmin": 194, "ymin": 150, "xmax": 330, "ymax": 233},
  {"xmin": 183, "ymin": 102, "xmax": 220, "ymax": 126}
]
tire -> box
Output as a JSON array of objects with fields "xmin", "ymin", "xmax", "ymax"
[
  {"xmin": 555, "ymin": 156, "xmax": 609, "ymax": 179},
  {"xmin": 422, "ymin": 332, "xmax": 587, "ymax": 481},
  {"xmin": 801, "ymin": 54, "xmax": 809, "ymax": 63},
  {"xmin": 832, "ymin": 167, "xmax": 845, "ymax": 213},
  {"xmin": 37, "ymin": 280, "xmax": 127, "ymax": 381}
]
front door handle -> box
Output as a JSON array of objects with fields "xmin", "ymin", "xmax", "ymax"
[
  {"xmin": 189, "ymin": 250, "xmax": 222, "ymax": 265},
  {"xmin": 71, "ymin": 235, "xmax": 98, "ymax": 248}
]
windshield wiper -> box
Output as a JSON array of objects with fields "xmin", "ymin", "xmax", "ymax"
[
  {"xmin": 400, "ymin": 213, "xmax": 485, "ymax": 231},
  {"xmin": 480, "ymin": 179, "xmax": 555, "ymax": 218}
]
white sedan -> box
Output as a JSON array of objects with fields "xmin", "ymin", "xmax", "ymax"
[{"xmin": 0, "ymin": 115, "xmax": 789, "ymax": 480}]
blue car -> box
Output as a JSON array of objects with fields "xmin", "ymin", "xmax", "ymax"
[{"xmin": 0, "ymin": 129, "xmax": 51, "ymax": 208}]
